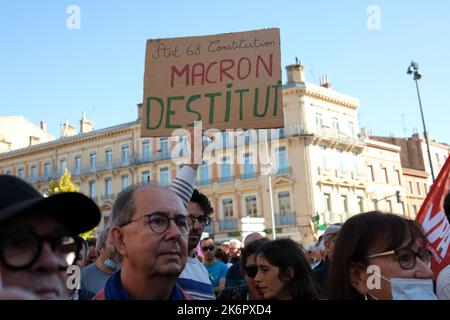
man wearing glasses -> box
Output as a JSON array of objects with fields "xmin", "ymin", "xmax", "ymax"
[
  {"xmin": 0, "ymin": 175, "xmax": 101, "ymax": 300},
  {"xmin": 201, "ymin": 237, "xmax": 228, "ymax": 297},
  {"xmin": 177, "ymin": 189, "xmax": 215, "ymax": 300}
]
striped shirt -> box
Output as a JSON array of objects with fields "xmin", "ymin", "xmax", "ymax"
[
  {"xmin": 177, "ymin": 256, "xmax": 216, "ymax": 300},
  {"xmin": 169, "ymin": 166, "xmax": 196, "ymax": 208}
]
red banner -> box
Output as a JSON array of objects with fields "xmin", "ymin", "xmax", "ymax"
[{"xmin": 416, "ymin": 157, "xmax": 450, "ymax": 277}]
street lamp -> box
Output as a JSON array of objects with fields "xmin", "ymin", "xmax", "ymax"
[{"xmin": 406, "ymin": 61, "xmax": 435, "ymax": 182}]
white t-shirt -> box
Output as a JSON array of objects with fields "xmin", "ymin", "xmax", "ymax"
[{"xmin": 177, "ymin": 256, "xmax": 216, "ymax": 300}]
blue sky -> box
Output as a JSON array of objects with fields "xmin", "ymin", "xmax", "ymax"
[{"xmin": 1, "ymin": 1, "xmax": 449, "ymax": 143}]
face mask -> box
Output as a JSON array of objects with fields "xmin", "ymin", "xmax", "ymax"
[
  {"xmin": 390, "ymin": 278, "xmax": 436, "ymax": 300},
  {"xmin": 369, "ymin": 271, "xmax": 437, "ymax": 300},
  {"xmin": 104, "ymin": 258, "xmax": 120, "ymax": 271}
]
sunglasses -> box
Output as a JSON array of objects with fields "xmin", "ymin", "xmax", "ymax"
[
  {"xmin": 202, "ymin": 245, "xmax": 215, "ymax": 252},
  {"xmin": 244, "ymin": 265, "xmax": 258, "ymax": 278}
]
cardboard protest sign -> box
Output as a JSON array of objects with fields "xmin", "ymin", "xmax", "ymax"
[
  {"xmin": 142, "ymin": 28, "xmax": 283, "ymax": 137},
  {"xmin": 416, "ymin": 156, "xmax": 450, "ymax": 277}
]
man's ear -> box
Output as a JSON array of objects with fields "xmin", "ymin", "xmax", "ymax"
[
  {"xmin": 350, "ymin": 262, "xmax": 369, "ymax": 295},
  {"xmin": 110, "ymin": 226, "xmax": 126, "ymax": 257}
]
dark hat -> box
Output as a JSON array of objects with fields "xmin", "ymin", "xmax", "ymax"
[{"xmin": 0, "ymin": 175, "xmax": 101, "ymax": 235}]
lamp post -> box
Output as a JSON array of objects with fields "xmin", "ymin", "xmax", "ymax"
[{"xmin": 407, "ymin": 61, "xmax": 435, "ymax": 183}]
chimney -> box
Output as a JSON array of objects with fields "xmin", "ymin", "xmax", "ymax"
[
  {"xmin": 40, "ymin": 120, "xmax": 47, "ymax": 131},
  {"xmin": 29, "ymin": 135, "xmax": 40, "ymax": 146},
  {"xmin": 0, "ymin": 134, "xmax": 12, "ymax": 153},
  {"xmin": 60, "ymin": 121, "xmax": 77, "ymax": 137},
  {"xmin": 286, "ymin": 60, "xmax": 305, "ymax": 83},
  {"xmin": 80, "ymin": 112, "xmax": 94, "ymax": 134},
  {"xmin": 137, "ymin": 103, "xmax": 143, "ymax": 121},
  {"xmin": 319, "ymin": 75, "xmax": 332, "ymax": 89}
]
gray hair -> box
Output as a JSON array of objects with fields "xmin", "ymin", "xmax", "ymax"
[
  {"xmin": 110, "ymin": 182, "xmax": 174, "ymax": 228},
  {"xmin": 96, "ymin": 226, "xmax": 110, "ymax": 256}
]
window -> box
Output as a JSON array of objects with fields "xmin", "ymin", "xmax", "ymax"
[
  {"xmin": 199, "ymin": 162, "xmax": 209, "ymax": 182},
  {"xmin": 222, "ymin": 198, "xmax": 234, "ymax": 219},
  {"xmin": 278, "ymin": 191, "xmax": 292, "ymax": 214},
  {"xmin": 409, "ymin": 181, "xmax": 414, "ymax": 194},
  {"xmin": 121, "ymin": 175, "xmax": 129, "ymax": 190},
  {"xmin": 357, "ymin": 196, "xmax": 364, "ymax": 213},
  {"xmin": 413, "ymin": 205, "xmax": 418, "ymax": 216},
  {"xmin": 245, "ymin": 195, "xmax": 258, "ymax": 217},
  {"xmin": 221, "ymin": 157, "xmax": 232, "ymax": 178},
  {"xmin": 74, "ymin": 156, "xmax": 81, "ymax": 174},
  {"xmin": 30, "ymin": 165, "xmax": 37, "ymax": 178},
  {"xmin": 341, "ymin": 195, "xmax": 349, "ymax": 214},
  {"xmin": 348, "ymin": 121, "xmax": 355, "ymax": 138},
  {"xmin": 276, "ymin": 146, "xmax": 288, "ymax": 169},
  {"xmin": 104, "ymin": 177, "xmax": 112, "ymax": 197},
  {"xmin": 88, "ymin": 180, "xmax": 96, "ymax": 199},
  {"xmin": 332, "ymin": 117, "xmax": 340, "ymax": 135},
  {"xmin": 160, "ymin": 138, "xmax": 169, "ymax": 156},
  {"xmin": 243, "ymin": 152, "xmax": 254, "ymax": 174},
  {"xmin": 337, "ymin": 149, "xmax": 345, "ymax": 173},
  {"xmin": 60, "ymin": 159, "xmax": 67, "ymax": 173},
  {"xmin": 105, "ymin": 149, "xmax": 113, "ymax": 167},
  {"xmin": 141, "ymin": 170, "xmax": 151, "ymax": 183},
  {"xmin": 17, "ymin": 167, "xmax": 25, "ymax": 179},
  {"xmin": 142, "ymin": 139, "xmax": 151, "ymax": 160},
  {"xmin": 44, "ymin": 162, "xmax": 51, "ymax": 177},
  {"xmin": 89, "ymin": 152, "xmax": 96, "ymax": 171},
  {"xmin": 121, "ymin": 145, "xmax": 129, "ymax": 164},
  {"xmin": 324, "ymin": 193, "xmax": 331, "ymax": 213},
  {"xmin": 368, "ymin": 165, "xmax": 375, "ymax": 182},
  {"xmin": 160, "ymin": 167, "xmax": 169, "ymax": 186},
  {"xmin": 401, "ymin": 202, "xmax": 406, "ymax": 215},
  {"xmin": 386, "ymin": 200, "xmax": 393, "ymax": 213},
  {"xmin": 424, "ymin": 183, "xmax": 428, "ymax": 194},
  {"xmin": 395, "ymin": 170, "xmax": 401, "ymax": 185},
  {"xmin": 319, "ymin": 145, "xmax": 329, "ymax": 170},
  {"xmin": 315, "ymin": 113, "xmax": 323, "ymax": 132},
  {"xmin": 373, "ymin": 199, "xmax": 378, "ymax": 210},
  {"xmin": 382, "ymin": 167, "xmax": 389, "ymax": 184},
  {"xmin": 417, "ymin": 181, "xmax": 421, "ymax": 195}
]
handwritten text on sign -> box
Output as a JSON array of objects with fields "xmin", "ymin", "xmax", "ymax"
[{"xmin": 142, "ymin": 29, "xmax": 283, "ymax": 137}]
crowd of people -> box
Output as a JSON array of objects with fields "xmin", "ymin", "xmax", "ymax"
[{"xmin": 1, "ymin": 133, "xmax": 450, "ymax": 300}]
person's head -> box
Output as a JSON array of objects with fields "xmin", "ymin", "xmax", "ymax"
[
  {"xmin": 187, "ymin": 189, "xmax": 213, "ymax": 252},
  {"xmin": 221, "ymin": 242, "xmax": 230, "ymax": 255},
  {"xmin": 85, "ymin": 238, "xmax": 97, "ymax": 266},
  {"xmin": 254, "ymin": 239, "xmax": 319, "ymax": 300},
  {"xmin": 109, "ymin": 183, "xmax": 190, "ymax": 281},
  {"xmin": 323, "ymin": 224, "xmax": 342, "ymax": 261},
  {"xmin": 214, "ymin": 248, "xmax": 228, "ymax": 264},
  {"xmin": 229, "ymin": 239, "xmax": 242, "ymax": 258},
  {"xmin": 244, "ymin": 232, "xmax": 264, "ymax": 247},
  {"xmin": 240, "ymin": 238, "xmax": 270, "ymax": 300},
  {"xmin": 200, "ymin": 237, "xmax": 216, "ymax": 263},
  {"xmin": 96, "ymin": 227, "xmax": 121, "ymax": 271},
  {"xmin": 74, "ymin": 236, "xmax": 88, "ymax": 268},
  {"xmin": 444, "ymin": 192, "xmax": 450, "ymax": 222},
  {"xmin": 327, "ymin": 211, "xmax": 434, "ymax": 300},
  {"xmin": 0, "ymin": 175, "xmax": 101, "ymax": 299}
]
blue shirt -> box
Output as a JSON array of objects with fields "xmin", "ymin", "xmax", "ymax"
[{"xmin": 204, "ymin": 261, "xmax": 228, "ymax": 288}]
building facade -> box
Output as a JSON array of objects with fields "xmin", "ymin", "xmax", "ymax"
[{"xmin": 1, "ymin": 63, "xmax": 448, "ymax": 244}]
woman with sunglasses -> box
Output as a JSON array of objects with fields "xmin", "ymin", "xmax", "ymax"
[
  {"xmin": 327, "ymin": 211, "xmax": 435, "ymax": 300},
  {"xmin": 218, "ymin": 238, "xmax": 270, "ymax": 300},
  {"xmin": 254, "ymin": 239, "xmax": 320, "ymax": 300}
]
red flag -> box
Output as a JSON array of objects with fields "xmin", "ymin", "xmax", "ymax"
[{"xmin": 416, "ymin": 156, "xmax": 450, "ymax": 278}]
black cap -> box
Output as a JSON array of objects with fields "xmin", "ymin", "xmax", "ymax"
[{"xmin": 0, "ymin": 175, "xmax": 101, "ymax": 235}]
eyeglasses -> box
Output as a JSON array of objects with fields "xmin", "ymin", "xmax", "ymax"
[
  {"xmin": 244, "ymin": 265, "xmax": 258, "ymax": 278},
  {"xmin": 202, "ymin": 245, "xmax": 215, "ymax": 252},
  {"xmin": 188, "ymin": 215, "xmax": 212, "ymax": 227},
  {"xmin": 368, "ymin": 247, "xmax": 432, "ymax": 270},
  {"xmin": 0, "ymin": 230, "xmax": 79, "ymax": 270},
  {"xmin": 120, "ymin": 211, "xmax": 192, "ymax": 235}
]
